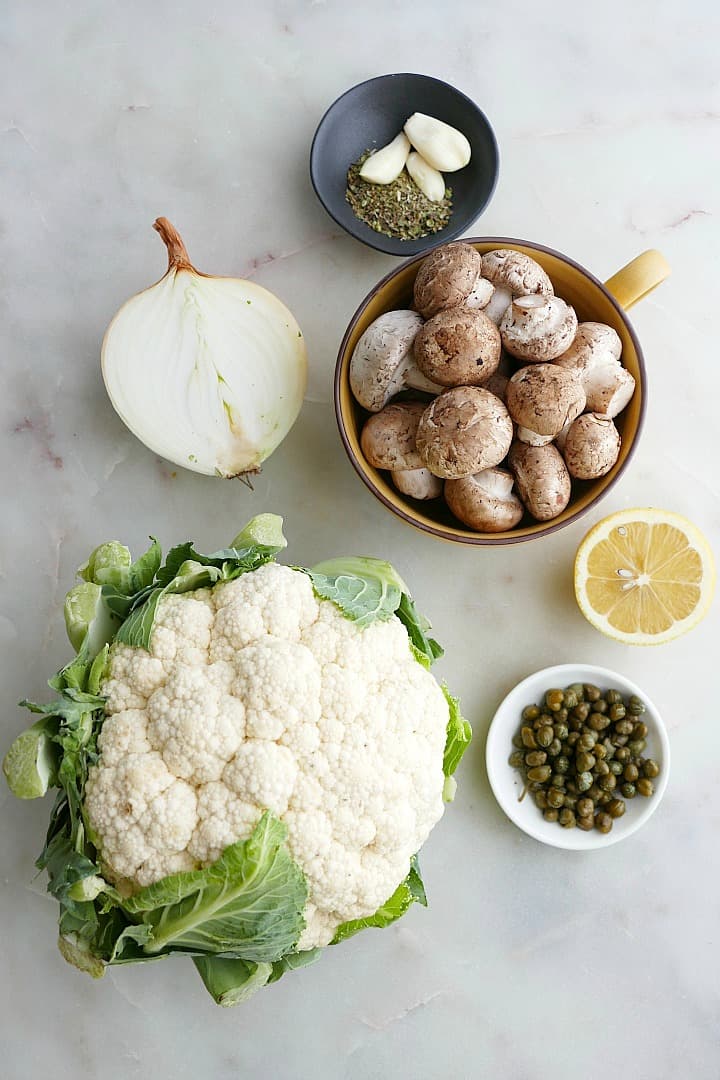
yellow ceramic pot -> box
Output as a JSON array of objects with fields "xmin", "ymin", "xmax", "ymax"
[{"xmin": 335, "ymin": 239, "xmax": 669, "ymax": 545}]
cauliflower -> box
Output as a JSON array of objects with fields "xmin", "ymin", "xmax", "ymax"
[
  {"xmin": 5, "ymin": 516, "xmax": 471, "ymax": 1006},
  {"xmin": 85, "ymin": 562, "xmax": 449, "ymax": 949}
]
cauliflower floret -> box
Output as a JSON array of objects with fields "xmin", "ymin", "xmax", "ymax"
[
  {"xmin": 146, "ymin": 667, "xmax": 245, "ymax": 784},
  {"xmin": 232, "ymin": 639, "xmax": 321, "ymax": 741},
  {"xmin": 87, "ymin": 566, "xmax": 453, "ymax": 952},
  {"xmin": 211, "ymin": 564, "xmax": 318, "ymax": 659},
  {"xmin": 223, "ymin": 740, "xmax": 297, "ymax": 816}
]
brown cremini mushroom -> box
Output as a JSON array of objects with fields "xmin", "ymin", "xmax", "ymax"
[
  {"xmin": 413, "ymin": 306, "xmax": 501, "ymax": 387},
  {"xmin": 360, "ymin": 400, "xmax": 426, "ymax": 471},
  {"xmin": 561, "ymin": 413, "xmax": 621, "ymax": 479},
  {"xmin": 413, "ymin": 243, "xmax": 494, "ymax": 319},
  {"xmin": 350, "ymin": 310, "xmax": 442, "ymax": 412},
  {"xmin": 391, "ymin": 468, "xmax": 444, "ymax": 500},
  {"xmin": 481, "ymin": 371, "xmax": 510, "ymax": 403},
  {"xmin": 445, "ymin": 468, "xmax": 524, "ymax": 531},
  {"xmin": 506, "ymin": 365, "xmax": 586, "ymax": 445},
  {"xmin": 508, "ymin": 441, "xmax": 572, "ymax": 522},
  {"xmin": 553, "ymin": 322, "xmax": 636, "ymax": 417},
  {"xmin": 416, "ymin": 387, "xmax": 513, "ymax": 479},
  {"xmin": 500, "ymin": 295, "xmax": 578, "ymax": 362},
  {"xmin": 481, "ymin": 249, "xmax": 554, "ymax": 325}
]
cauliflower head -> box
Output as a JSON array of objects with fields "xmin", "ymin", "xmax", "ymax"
[{"xmin": 85, "ymin": 563, "xmax": 449, "ymax": 949}]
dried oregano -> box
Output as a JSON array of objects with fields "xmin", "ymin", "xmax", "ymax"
[{"xmin": 345, "ymin": 151, "xmax": 452, "ymax": 241}]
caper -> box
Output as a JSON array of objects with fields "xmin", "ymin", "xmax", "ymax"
[
  {"xmin": 593, "ymin": 742, "xmax": 607, "ymax": 760},
  {"xmin": 628, "ymin": 695, "xmax": 646, "ymax": 716},
  {"xmin": 546, "ymin": 787, "xmax": 565, "ymax": 809},
  {"xmin": 522, "ymin": 704, "xmax": 541, "ymax": 722},
  {"xmin": 615, "ymin": 746, "xmax": 631, "ymax": 763},
  {"xmin": 559, "ymin": 808, "xmax": 576, "ymax": 828},
  {"xmin": 562, "ymin": 689, "xmax": 580, "ymax": 709},
  {"xmin": 589, "ymin": 712, "xmax": 610, "ymax": 731},
  {"xmin": 595, "ymin": 760, "xmax": 610, "ymax": 776},
  {"xmin": 583, "ymin": 684, "xmax": 601, "ymax": 702},
  {"xmin": 577, "ymin": 814, "xmax": 594, "ymax": 831},
  {"xmin": 529, "ymin": 782, "xmax": 543, "ymax": 792},
  {"xmin": 628, "ymin": 738, "xmax": 647, "ymax": 755},
  {"xmin": 527, "ymin": 765, "xmax": 552, "ymax": 783},
  {"xmin": 525, "ymin": 750, "xmax": 547, "ymax": 767},
  {"xmin": 614, "ymin": 718, "xmax": 634, "ymax": 735},
  {"xmin": 553, "ymin": 723, "xmax": 569, "ymax": 741},
  {"xmin": 512, "ymin": 734, "xmax": 525, "ymax": 749},
  {"xmin": 573, "ymin": 702, "xmax": 591, "ymax": 722},
  {"xmin": 546, "ymin": 738, "xmax": 562, "ymax": 757},
  {"xmin": 611, "ymin": 733, "xmax": 628, "ymax": 747},
  {"xmin": 567, "ymin": 731, "xmax": 580, "ymax": 747},
  {"xmin": 521, "ymin": 726, "xmax": 537, "ymax": 748},
  {"xmin": 637, "ymin": 778, "xmax": 654, "ymax": 797},
  {"xmin": 593, "ymin": 698, "xmax": 608, "ymax": 714},
  {"xmin": 563, "ymin": 794, "xmax": 577, "ymax": 809},
  {"xmin": 578, "ymin": 732, "xmax": 597, "ymax": 751},
  {"xmin": 598, "ymin": 791, "xmax": 612, "ymax": 806},
  {"xmin": 623, "ymin": 763, "xmax": 639, "ymax": 783},
  {"xmin": 621, "ymin": 782, "xmax": 636, "ymax": 799},
  {"xmin": 609, "ymin": 760, "xmax": 623, "ymax": 776},
  {"xmin": 555, "ymin": 707, "xmax": 569, "ymax": 723},
  {"xmin": 509, "ymin": 751, "xmax": 525, "ymax": 767},
  {"xmin": 567, "ymin": 682, "xmax": 585, "ymax": 700},
  {"xmin": 576, "ymin": 751, "xmax": 596, "ymax": 773},
  {"xmin": 577, "ymin": 797, "xmax": 594, "ymax": 818},
  {"xmin": 632, "ymin": 721, "xmax": 649, "ymax": 739},
  {"xmin": 545, "ymin": 689, "xmax": 564, "ymax": 712},
  {"xmin": 537, "ymin": 725, "xmax": 554, "ymax": 748},
  {"xmin": 554, "ymin": 755, "xmax": 570, "ymax": 774},
  {"xmin": 534, "ymin": 790, "xmax": 549, "ymax": 809},
  {"xmin": 588, "ymin": 784, "xmax": 604, "ymax": 802},
  {"xmin": 643, "ymin": 759, "xmax": 660, "ymax": 779},
  {"xmin": 543, "ymin": 808, "xmax": 559, "ymax": 822},
  {"xmin": 550, "ymin": 773, "xmax": 566, "ymax": 789},
  {"xmin": 608, "ymin": 798, "xmax": 626, "ymax": 818},
  {"xmin": 605, "ymin": 690, "xmax": 623, "ymax": 705},
  {"xmin": 577, "ymin": 771, "xmax": 593, "ymax": 792},
  {"xmin": 595, "ymin": 812, "xmax": 613, "ymax": 834},
  {"xmin": 565, "ymin": 779, "xmax": 579, "ymax": 795},
  {"xmin": 599, "ymin": 772, "xmax": 617, "ymax": 791}
]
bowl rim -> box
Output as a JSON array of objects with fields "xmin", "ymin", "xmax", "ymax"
[
  {"xmin": 334, "ymin": 236, "xmax": 648, "ymax": 545},
  {"xmin": 485, "ymin": 663, "xmax": 671, "ymax": 850},
  {"xmin": 309, "ymin": 72, "xmax": 500, "ymax": 256}
]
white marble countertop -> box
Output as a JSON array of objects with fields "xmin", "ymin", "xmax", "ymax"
[{"xmin": 2, "ymin": 1, "xmax": 719, "ymax": 1077}]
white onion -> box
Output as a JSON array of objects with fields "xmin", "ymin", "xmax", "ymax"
[{"xmin": 101, "ymin": 218, "xmax": 307, "ymax": 478}]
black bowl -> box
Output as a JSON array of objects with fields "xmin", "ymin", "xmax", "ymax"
[{"xmin": 310, "ymin": 73, "xmax": 499, "ymax": 256}]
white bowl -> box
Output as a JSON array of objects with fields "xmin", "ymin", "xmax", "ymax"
[{"xmin": 485, "ymin": 664, "xmax": 670, "ymax": 850}]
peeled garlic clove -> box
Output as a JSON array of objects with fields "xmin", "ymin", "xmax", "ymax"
[
  {"xmin": 359, "ymin": 132, "xmax": 411, "ymax": 184},
  {"xmin": 404, "ymin": 113, "xmax": 471, "ymax": 172},
  {"xmin": 405, "ymin": 151, "xmax": 446, "ymax": 202},
  {"xmin": 101, "ymin": 219, "xmax": 307, "ymax": 479}
]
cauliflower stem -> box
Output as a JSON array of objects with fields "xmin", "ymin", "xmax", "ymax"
[{"xmin": 4, "ymin": 515, "xmax": 471, "ymax": 1006}]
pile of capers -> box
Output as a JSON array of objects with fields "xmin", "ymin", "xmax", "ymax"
[{"xmin": 509, "ymin": 684, "xmax": 660, "ymax": 834}]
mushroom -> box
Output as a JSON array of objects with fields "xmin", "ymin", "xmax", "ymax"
[
  {"xmin": 481, "ymin": 249, "xmax": 554, "ymax": 325},
  {"xmin": 561, "ymin": 413, "xmax": 621, "ymax": 479},
  {"xmin": 500, "ymin": 295, "xmax": 578, "ymax": 362},
  {"xmin": 445, "ymin": 468, "xmax": 524, "ymax": 531},
  {"xmin": 350, "ymin": 310, "xmax": 442, "ymax": 412},
  {"xmin": 507, "ymin": 441, "xmax": 572, "ymax": 522},
  {"xmin": 506, "ymin": 365, "xmax": 586, "ymax": 445},
  {"xmin": 392, "ymin": 468, "xmax": 444, "ymax": 500},
  {"xmin": 481, "ymin": 371, "xmax": 510, "ymax": 403},
  {"xmin": 413, "ymin": 306, "xmax": 501, "ymax": 387},
  {"xmin": 413, "ymin": 243, "xmax": 494, "ymax": 319},
  {"xmin": 360, "ymin": 400, "xmax": 426, "ymax": 471},
  {"xmin": 416, "ymin": 387, "xmax": 513, "ymax": 479},
  {"xmin": 554, "ymin": 322, "xmax": 636, "ymax": 417}
]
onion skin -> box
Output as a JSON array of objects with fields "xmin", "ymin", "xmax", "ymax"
[{"xmin": 101, "ymin": 218, "xmax": 307, "ymax": 479}]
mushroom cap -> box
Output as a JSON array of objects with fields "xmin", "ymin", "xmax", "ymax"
[
  {"xmin": 350, "ymin": 309, "xmax": 428, "ymax": 411},
  {"xmin": 506, "ymin": 364, "xmax": 586, "ymax": 438},
  {"xmin": 554, "ymin": 322, "xmax": 622, "ymax": 370},
  {"xmin": 445, "ymin": 468, "xmax": 524, "ymax": 531},
  {"xmin": 500, "ymin": 295, "xmax": 578, "ymax": 362},
  {"xmin": 413, "ymin": 243, "xmax": 486, "ymax": 318},
  {"xmin": 481, "ymin": 371, "xmax": 510, "ymax": 403},
  {"xmin": 481, "ymin": 249, "xmax": 554, "ymax": 298},
  {"xmin": 360, "ymin": 400, "xmax": 426, "ymax": 471},
  {"xmin": 508, "ymin": 441, "xmax": 572, "ymax": 522},
  {"xmin": 416, "ymin": 387, "xmax": 514, "ymax": 479},
  {"xmin": 413, "ymin": 306, "xmax": 501, "ymax": 387},
  {"xmin": 562, "ymin": 413, "xmax": 621, "ymax": 480},
  {"xmin": 554, "ymin": 323, "xmax": 634, "ymax": 417},
  {"xmin": 391, "ymin": 467, "xmax": 444, "ymax": 500}
]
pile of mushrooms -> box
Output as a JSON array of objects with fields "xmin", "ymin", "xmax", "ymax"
[{"xmin": 350, "ymin": 242, "xmax": 635, "ymax": 532}]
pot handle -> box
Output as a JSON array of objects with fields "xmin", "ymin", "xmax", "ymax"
[{"xmin": 604, "ymin": 249, "xmax": 670, "ymax": 311}]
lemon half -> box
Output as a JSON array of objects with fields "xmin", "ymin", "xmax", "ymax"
[{"xmin": 574, "ymin": 508, "xmax": 715, "ymax": 645}]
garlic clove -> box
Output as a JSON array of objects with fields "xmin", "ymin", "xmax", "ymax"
[
  {"xmin": 405, "ymin": 151, "xmax": 446, "ymax": 202},
  {"xmin": 359, "ymin": 132, "xmax": 411, "ymax": 184},
  {"xmin": 403, "ymin": 113, "xmax": 471, "ymax": 172}
]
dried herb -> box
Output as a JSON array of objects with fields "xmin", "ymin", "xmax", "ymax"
[{"xmin": 346, "ymin": 151, "xmax": 452, "ymax": 241}]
